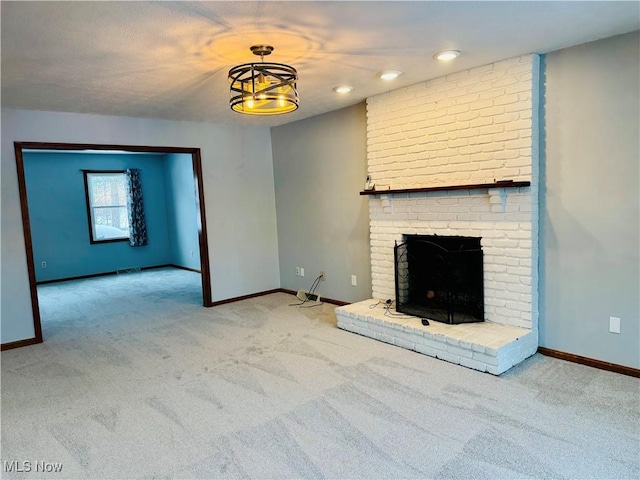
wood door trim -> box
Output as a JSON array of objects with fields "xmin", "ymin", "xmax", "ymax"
[{"xmin": 5, "ymin": 141, "xmax": 212, "ymax": 349}]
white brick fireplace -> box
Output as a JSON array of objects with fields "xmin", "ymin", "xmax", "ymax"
[{"xmin": 336, "ymin": 55, "xmax": 540, "ymax": 374}]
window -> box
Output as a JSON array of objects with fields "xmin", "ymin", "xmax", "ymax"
[{"xmin": 83, "ymin": 171, "xmax": 129, "ymax": 243}]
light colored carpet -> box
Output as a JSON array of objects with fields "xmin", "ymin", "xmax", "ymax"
[{"xmin": 1, "ymin": 268, "xmax": 638, "ymax": 479}]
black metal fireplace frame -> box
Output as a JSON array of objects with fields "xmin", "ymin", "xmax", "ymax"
[{"xmin": 394, "ymin": 234, "xmax": 484, "ymax": 324}]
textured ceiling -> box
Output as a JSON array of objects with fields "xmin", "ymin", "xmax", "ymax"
[{"xmin": 2, "ymin": 1, "xmax": 638, "ymax": 127}]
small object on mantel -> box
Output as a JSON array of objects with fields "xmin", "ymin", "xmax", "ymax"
[
  {"xmin": 364, "ymin": 175, "xmax": 375, "ymax": 191},
  {"xmin": 496, "ymin": 179, "xmax": 514, "ymax": 184},
  {"xmin": 421, "ymin": 318, "xmax": 430, "ymax": 326}
]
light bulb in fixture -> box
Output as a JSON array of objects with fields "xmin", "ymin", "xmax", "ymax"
[
  {"xmin": 246, "ymin": 98, "xmax": 255, "ymax": 109},
  {"xmin": 257, "ymin": 72, "xmax": 270, "ymax": 93},
  {"xmin": 333, "ymin": 85, "xmax": 353, "ymax": 94},
  {"xmin": 434, "ymin": 50, "xmax": 461, "ymax": 61},
  {"xmin": 379, "ymin": 70, "xmax": 402, "ymax": 80}
]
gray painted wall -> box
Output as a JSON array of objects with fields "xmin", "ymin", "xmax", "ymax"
[
  {"xmin": 541, "ymin": 31, "xmax": 639, "ymax": 368},
  {"xmin": 1, "ymin": 109, "xmax": 280, "ymax": 344},
  {"xmin": 272, "ymin": 103, "xmax": 372, "ymax": 303},
  {"xmin": 164, "ymin": 153, "xmax": 201, "ymax": 271}
]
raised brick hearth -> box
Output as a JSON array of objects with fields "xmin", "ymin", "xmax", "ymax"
[
  {"xmin": 336, "ymin": 301, "xmax": 537, "ymax": 375},
  {"xmin": 337, "ymin": 54, "xmax": 541, "ymax": 374}
]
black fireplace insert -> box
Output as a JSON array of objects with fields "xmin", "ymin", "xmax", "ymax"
[{"xmin": 394, "ymin": 234, "xmax": 484, "ymax": 324}]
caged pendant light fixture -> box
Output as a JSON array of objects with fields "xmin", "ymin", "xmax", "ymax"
[{"xmin": 228, "ymin": 45, "xmax": 299, "ymax": 115}]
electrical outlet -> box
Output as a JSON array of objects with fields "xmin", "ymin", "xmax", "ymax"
[
  {"xmin": 295, "ymin": 267, "xmax": 300, "ymax": 276},
  {"xmin": 320, "ymin": 271, "xmax": 325, "ymax": 280},
  {"xmin": 41, "ymin": 261, "xmax": 47, "ymax": 268},
  {"xmin": 351, "ymin": 274, "xmax": 357, "ymax": 286},
  {"xmin": 300, "ymin": 267, "xmax": 304, "ymax": 277},
  {"xmin": 609, "ymin": 316, "xmax": 621, "ymax": 334}
]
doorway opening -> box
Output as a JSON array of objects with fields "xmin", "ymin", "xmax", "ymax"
[{"xmin": 9, "ymin": 141, "xmax": 212, "ymax": 349}]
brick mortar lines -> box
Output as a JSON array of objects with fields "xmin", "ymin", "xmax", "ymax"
[
  {"xmin": 365, "ymin": 54, "xmax": 538, "ymax": 332},
  {"xmin": 367, "ymin": 55, "xmax": 535, "ymax": 189}
]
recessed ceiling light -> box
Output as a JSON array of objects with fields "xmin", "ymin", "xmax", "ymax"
[
  {"xmin": 434, "ymin": 50, "xmax": 461, "ymax": 61},
  {"xmin": 333, "ymin": 85, "xmax": 354, "ymax": 94},
  {"xmin": 378, "ymin": 70, "xmax": 403, "ymax": 80}
]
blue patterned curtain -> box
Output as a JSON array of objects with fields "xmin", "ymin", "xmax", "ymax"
[{"xmin": 125, "ymin": 168, "xmax": 148, "ymax": 247}]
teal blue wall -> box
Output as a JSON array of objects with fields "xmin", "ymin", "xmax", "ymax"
[
  {"xmin": 164, "ymin": 153, "xmax": 200, "ymax": 270},
  {"xmin": 24, "ymin": 152, "xmax": 172, "ymax": 282}
]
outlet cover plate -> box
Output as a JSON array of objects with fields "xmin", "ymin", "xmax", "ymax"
[{"xmin": 609, "ymin": 316, "xmax": 621, "ymax": 334}]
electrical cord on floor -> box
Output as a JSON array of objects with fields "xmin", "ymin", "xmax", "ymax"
[
  {"xmin": 369, "ymin": 298, "xmax": 394, "ymax": 309},
  {"xmin": 300, "ymin": 300, "xmax": 324, "ymax": 308},
  {"xmin": 308, "ymin": 275, "xmax": 321, "ymax": 297},
  {"xmin": 369, "ymin": 298, "xmax": 415, "ymax": 318},
  {"xmin": 301, "ymin": 275, "xmax": 325, "ymax": 307},
  {"xmin": 289, "ymin": 298, "xmax": 309, "ymax": 307},
  {"xmin": 384, "ymin": 306, "xmax": 414, "ymax": 319},
  {"xmin": 288, "ymin": 274, "xmax": 323, "ymax": 307}
]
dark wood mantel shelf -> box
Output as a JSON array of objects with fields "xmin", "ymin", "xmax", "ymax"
[{"xmin": 360, "ymin": 180, "xmax": 531, "ymax": 196}]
